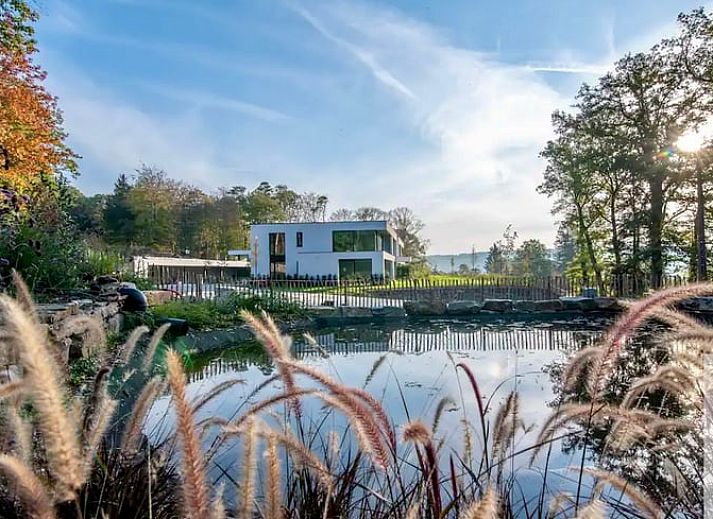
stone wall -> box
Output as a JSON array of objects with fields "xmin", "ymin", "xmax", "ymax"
[{"xmin": 36, "ymin": 299, "xmax": 123, "ymax": 363}]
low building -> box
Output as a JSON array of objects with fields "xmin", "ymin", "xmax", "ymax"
[
  {"xmin": 250, "ymin": 221, "xmax": 403, "ymax": 279},
  {"xmin": 132, "ymin": 256, "xmax": 251, "ymax": 279}
]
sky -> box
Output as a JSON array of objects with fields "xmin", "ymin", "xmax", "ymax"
[{"xmin": 34, "ymin": 0, "xmax": 707, "ymax": 253}]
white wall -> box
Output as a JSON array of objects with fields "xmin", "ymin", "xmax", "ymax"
[{"xmin": 250, "ymin": 221, "xmax": 398, "ymax": 278}]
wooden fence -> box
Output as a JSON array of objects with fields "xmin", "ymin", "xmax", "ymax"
[{"xmin": 146, "ymin": 267, "xmax": 690, "ymax": 309}]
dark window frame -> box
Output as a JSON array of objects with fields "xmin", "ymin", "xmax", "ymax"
[{"xmin": 296, "ymin": 231, "xmax": 303, "ymax": 248}]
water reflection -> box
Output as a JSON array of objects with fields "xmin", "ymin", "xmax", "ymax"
[
  {"xmin": 188, "ymin": 318, "xmax": 606, "ymax": 383},
  {"xmin": 148, "ymin": 317, "xmax": 612, "ymax": 511}
]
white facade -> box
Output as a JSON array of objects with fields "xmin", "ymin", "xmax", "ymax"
[{"xmin": 250, "ymin": 221, "xmax": 401, "ymax": 279}]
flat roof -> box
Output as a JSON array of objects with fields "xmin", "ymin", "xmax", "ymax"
[
  {"xmin": 250, "ymin": 220, "xmax": 388, "ymax": 226},
  {"xmin": 133, "ymin": 256, "xmax": 250, "ymax": 268}
]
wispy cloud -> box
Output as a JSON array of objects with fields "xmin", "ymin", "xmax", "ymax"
[
  {"xmin": 138, "ymin": 83, "xmax": 292, "ymax": 123},
  {"xmin": 287, "ymin": 1, "xmax": 567, "ymax": 250},
  {"xmin": 288, "ymin": 2, "xmax": 417, "ymax": 100}
]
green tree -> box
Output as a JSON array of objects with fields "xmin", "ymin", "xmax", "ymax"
[
  {"xmin": 512, "ymin": 239, "xmax": 553, "ymax": 277},
  {"xmin": 485, "ymin": 243, "xmax": 506, "ymax": 274},
  {"xmin": 103, "ymin": 174, "xmax": 136, "ymax": 246}
]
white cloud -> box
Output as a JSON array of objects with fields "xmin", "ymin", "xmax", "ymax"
[{"xmin": 291, "ymin": 1, "xmax": 568, "ymax": 252}]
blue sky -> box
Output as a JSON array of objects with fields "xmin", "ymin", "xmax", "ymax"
[{"xmin": 35, "ymin": 0, "xmax": 706, "ymax": 253}]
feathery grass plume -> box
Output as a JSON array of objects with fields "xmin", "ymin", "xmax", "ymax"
[
  {"xmin": 224, "ymin": 422, "xmax": 333, "ymax": 489},
  {"xmin": 0, "ymin": 295, "xmax": 83, "ymax": 502},
  {"xmin": 532, "ymin": 403, "xmax": 635, "ymax": 463},
  {"xmin": 0, "ymin": 454, "xmax": 55, "ymax": 519},
  {"xmin": 83, "ymin": 366, "xmax": 111, "ymax": 430},
  {"xmin": 364, "ymin": 353, "xmax": 389, "ymax": 387},
  {"xmin": 142, "ymin": 322, "xmax": 171, "ymax": 371},
  {"xmin": 240, "ymin": 416, "xmax": 258, "ymax": 519},
  {"xmin": 191, "ymin": 378, "xmax": 245, "ymax": 414},
  {"xmin": 118, "ymin": 325, "xmax": 150, "ymax": 364},
  {"xmin": 432, "ymin": 396, "xmax": 456, "ymax": 434},
  {"xmin": 58, "ymin": 314, "xmax": 107, "ymax": 360},
  {"xmin": 547, "ymin": 492, "xmax": 572, "ymax": 518},
  {"xmin": 585, "ymin": 469, "xmax": 663, "ymax": 519},
  {"xmin": 303, "ymin": 333, "xmax": 329, "ymax": 358},
  {"xmin": 82, "ymin": 391, "xmax": 118, "ymax": 478},
  {"xmin": 648, "ymin": 417, "xmax": 693, "ymax": 435},
  {"xmin": 10, "ymin": 271, "xmax": 40, "ymax": 327},
  {"xmin": 461, "ymin": 419, "xmax": 473, "ymax": 461},
  {"xmin": 604, "ymin": 419, "xmax": 651, "ymax": 452},
  {"xmin": 588, "ymin": 283, "xmax": 713, "ymax": 399},
  {"xmin": 402, "ymin": 420, "xmax": 441, "ymax": 518},
  {"xmin": 317, "ymin": 392, "xmax": 390, "ymax": 470},
  {"xmin": 241, "ymin": 311, "xmax": 301, "ymax": 415},
  {"xmin": 265, "ymin": 433, "xmax": 283, "ymax": 519},
  {"xmin": 121, "ymin": 376, "xmax": 163, "ymax": 453},
  {"xmin": 573, "ymin": 500, "xmax": 605, "ymax": 519},
  {"xmin": 621, "ymin": 365, "xmax": 695, "ymax": 409},
  {"xmin": 5, "ymin": 400, "xmax": 32, "ymax": 462},
  {"xmin": 651, "ymin": 307, "xmax": 708, "ymax": 332},
  {"xmin": 462, "ymin": 487, "xmax": 498, "ymax": 519},
  {"xmin": 561, "ymin": 346, "xmax": 602, "ymax": 391},
  {"xmin": 210, "ymin": 483, "xmax": 225, "ymax": 519},
  {"xmin": 492, "ymin": 391, "xmax": 521, "ymax": 461},
  {"xmin": 405, "ymin": 502, "xmax": 420, "ymax": 519},
  {"xmin": 282, "ymin": 360, "xmax": 394, "ymax": 462},
  {"xmin": 166, "ymin": 349, "xmax": 210, "ymax": 519},
  {"xmin": 0, "ymin": 379, "xmax": 24, "ymax": 400},
  {"xmin": 230, "ymin": 389, "xmax": 318, "ymax": 432}
]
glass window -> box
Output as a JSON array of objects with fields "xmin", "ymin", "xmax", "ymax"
[
  {"xmin": 296, "ymin": 232, "xmax": 303, "ymax": 248},
  {"xmin": 269, "ymin": 233, "xmax": 285, "ymax": 255},
  {"xmin": 333, "ymin": 231, "xmax": 355, "ymax": 252},
  {"xmin": 356, "ymin": 231, "xmax": 376, "ymax": 251},
  {"xmin": 339, "ymin": 259, "xmax": 373, "ymax": 279}
]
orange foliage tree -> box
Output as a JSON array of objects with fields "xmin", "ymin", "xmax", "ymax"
[{"xmin": 0, "ymin": 1, "xmax": 77, "ymax": 192}]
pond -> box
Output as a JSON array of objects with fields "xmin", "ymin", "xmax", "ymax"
[{"xmin": 144, "ymin": 314, "xmax": 696, "ymax": 515}]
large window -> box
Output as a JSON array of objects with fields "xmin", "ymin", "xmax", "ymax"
[
  {"xmin": 339, "ymin": 259, "xmax": 373, "ymax": 279},
  {"xmin": 332, "ymin": 230, "xmax": 377, "ymax": 252}
]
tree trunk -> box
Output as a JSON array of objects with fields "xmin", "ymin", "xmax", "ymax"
[
  {"xmin": 576, "ymin": 203, "xmax": 604, "ymax": 294},
  {"xmin": 648, "ymin": 171, "xmax": 665, "ymax": 288}
]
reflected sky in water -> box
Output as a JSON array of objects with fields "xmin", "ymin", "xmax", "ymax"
[{"xmin": 146, "ymin": 316, "xmax": 612, "ymax": 506}]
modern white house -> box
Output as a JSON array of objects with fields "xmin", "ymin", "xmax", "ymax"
[{"xmin": 249, "ymin": 221, "xmax": 403, "ymax": 279}]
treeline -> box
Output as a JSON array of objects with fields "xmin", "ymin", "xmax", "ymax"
[
  {"xmin": 483, "ymin": 225, "xmax": 557, "ymax": 277},
  {"xmin": 72, "ymin": 166, "xmax": 428, "ymax": 259},
  {"xmin": 540, "ymin": 8, "xmax": 713, "ymax": 288}
]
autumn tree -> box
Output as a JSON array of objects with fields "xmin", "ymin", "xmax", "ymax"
[{"xmin": 0, "ymin": 0, "xmax": 77, "ymax": 191}]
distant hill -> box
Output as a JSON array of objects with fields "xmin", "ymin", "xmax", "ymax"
[{"xmin": 426, "ymin": 252, "xmax": 489, "ymax": 273}]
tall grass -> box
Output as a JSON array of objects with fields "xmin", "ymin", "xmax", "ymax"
[{"xmin": 0, "ymin": 273, "xmax": 708, "ymax": 517}]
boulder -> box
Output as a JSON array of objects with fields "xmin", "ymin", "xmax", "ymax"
[
  {"xmin": 372, "ymin": 306, "xmax": 407, "ymax": 319},
  {"xmin": 560, "ymin": 297, "xmax": 598, "ymax": 312},
  {"xmin": 446, "ymin": 300, "xmax": 481, "ymax": 316},
  {"xmin": 340, "ymin": 307, "xmax": 373, "ymax": 319},
  {"xmin": 680, "ymin": 296, "xmax": 713, "ymax": 313},
  {"xmin": 513, "ymin": 300, "xmax": 537, "ymax": 313},
  {"xmin": 482, "ymin": 299, "xmax": 513, "ymax": 312},
  {"xmin": 532, "ymin": 299, "xmax": 564, "ymax": 312},
  {"xmin": 403, "ymin": 300, "xmax": 447, "ymax": 316},
  {"xmin": 310, "ymin": 306, "xmax": 340, "ymax": 319},
  {"xmin": 593, "ymin": 297, "xmax": 623, "ymax": 312}
]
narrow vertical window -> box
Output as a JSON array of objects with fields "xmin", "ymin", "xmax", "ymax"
[{"xmin": 296, "ymin": 231, "xmax": 303, "ymax": 247}]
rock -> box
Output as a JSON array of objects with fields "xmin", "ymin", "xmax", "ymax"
[
  {"xmin": 372, "ymin": 306, "xmax": 407, "ymax": 319},
  {"xmin": 593, "ymin": 297, "xmax": 623, "ymax": 312},
  {"xmin": 532, "ymin": 299, "xmax": 564, "ymax": 312},
  {"xmin": 403, "ymin": 300, "xmax": 447, "ymax": 316},
  {"xmin": 144, "ymin": 290, "xmax": 174, "ymax": 306},
  {"xmin": 560, "ymin": 297, "xmax": 598, "ymax": 312},
  {"xmin": 482, "ymin": 299, "xmax": 513, "ymax": 312},
  {"xmin": 513, "ymin": 300, "xmax": 537, "ymax": 312},
  {"xmin": 310, "ymin": 306, "xmax": 339, "ymax": 318},
  {"xmin": 340, "ymin": 307, "xmax": 372, "ymax": 319},
  {"xmin": 680, "ymin": 296, "xmax": 713, "ymax": 313},
  {"xmin": 446, "ymin": 300, "xmax": 481, "ymax": 315}
]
